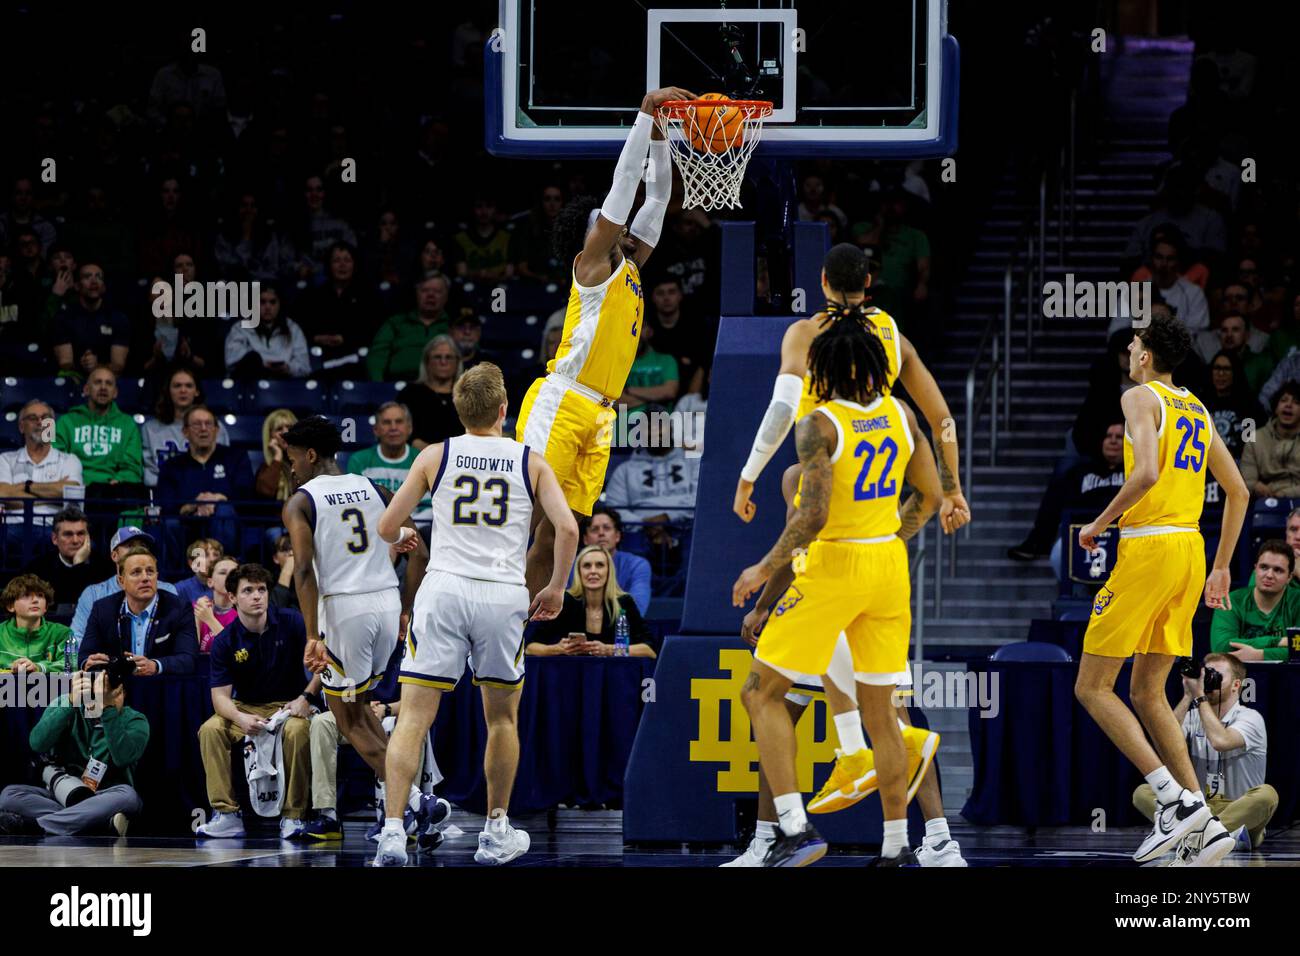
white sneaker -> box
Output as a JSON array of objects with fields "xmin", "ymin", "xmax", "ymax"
[
  {"xmin": 475, "ymin": 822, "xmax": 531, "ymax": 865},
  {"xmin": 196, "ymin": 811, "xmax": 245, "ymax": 839},
  {"xmin": 372, "ymin": 828, "xmax": 408, "ymax": 867},
  {"xmin": 110, "ymin": 813, "xmax": 129, "ymax": 837},
  {"xmin": 279, "ymin": 817, "xmax": 308, "ymax": 840},
  {"xmin": 1185, "ymin": 817, "xmax": 1234, "ymax": 867},
  {"xmin": 916, "ymin": 838, "xmax": 968, "ymax": 867},
  {"xmin": 720, "ymin": 835, "xmax": 773, "ymax": 867},
  {"xmin": 1134, "ymin": 790, "xmax": 1211, "ymax": 862}
]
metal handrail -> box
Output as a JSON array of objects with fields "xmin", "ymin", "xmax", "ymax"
[
  {"xmin": 961, "ymin": 312, "xmax": 1003, "ymax": 544},
  {"xmin": 911, "ymin": 529, "xmax": 926, "ymax": 655}
]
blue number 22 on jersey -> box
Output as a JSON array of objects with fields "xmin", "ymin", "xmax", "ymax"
[
  {"xmin": 1173, "ymin": 416, "xmax": 1206, "ymax": 472},
  {"xmin": 853, "ymin": 437, "xmax": 899, "ymax": 501}
]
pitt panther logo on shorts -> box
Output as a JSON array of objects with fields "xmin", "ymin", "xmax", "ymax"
[
  {"xmin": 774, "ymin": 587, "xmax": 804, "ymax": 617},
  {"xmin": 1093, "ymin": 586, "xmax": 1115, "ymax": 616}
]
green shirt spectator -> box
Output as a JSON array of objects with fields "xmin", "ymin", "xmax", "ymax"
[
  {"xmin": 367, "ymin": 272, "xmax": 452, "ymax": 382},
  {"xmin": 621, "ymin": 335, "xmax": 680, "ymax": 413},
  {"xmin": 53, "ymin": 366, "xmax": 143, "ymax": 487},
  {"xmin": 453, "ymin": 196, "xmax": 514, "ymax": 282},
  {"xmin": 29, "ymin": 691, "xmax": 150, "ymax": 790},
  {"xmin": 346, "ymin": 401, "xmax": 431, "ymax": 521},
  {"xmin": 1, "ymin": 574, "xmax": 70, "ymax": 673},
  {"xmin": 1211, "ymin": 541, "xmax": 1298, "ymax": 662}
]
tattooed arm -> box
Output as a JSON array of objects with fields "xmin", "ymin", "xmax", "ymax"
[{"xmin": 898, "ymin": 399, "xmax": 942, "ymax": 541}]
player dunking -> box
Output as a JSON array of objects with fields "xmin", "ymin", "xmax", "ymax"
[
  {"xmin": 515, "ymin": 85, "xmax": 693, "ymax": 601},
  {"xmin": 280, "ymin": 416, "xmax": 434, "ymax": 838},
  {"xmin": 726, "ymin": 243, "xmax": 964, "ymax": 866},
  {"xmin": 733, "ymin": 322, "xmax": 943, "ymax": 866},
  {"xmin": 1075, "ymin": 313, "xmax": 1248, "ymax": 866},
  {"xmin": 373, "ymin": 364, "xmax": 578, "ymax": 866}
]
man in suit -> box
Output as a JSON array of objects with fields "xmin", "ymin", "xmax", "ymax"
[{"xmin": 78, "ymin": 545, "xmax": 199, "ymax": 676}]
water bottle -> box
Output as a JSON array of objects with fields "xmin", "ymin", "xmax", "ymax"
[
  {"xmin": 614, "ymin": 610, "xmax": 630, "ymax": 658},
  {"xmin": 64, "ymin": 634, "xmax": 74, "ymax": 673}
]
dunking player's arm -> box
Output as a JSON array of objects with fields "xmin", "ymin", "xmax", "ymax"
[
  {"xmin": 377, "ymin": 443, "xmax": 578, "ymax": 621},
  {"xmin": 573, "ymin": 86, "xmax": 695, "ymax": 288}
]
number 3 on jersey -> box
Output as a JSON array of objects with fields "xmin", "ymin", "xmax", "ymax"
[
  {"xmin": 340, "ymin": 507, "xmax": 369, "ymax": 553},
  {"xmin": 1173, "ymin": 416, "xmax": 1206, "ymax": 472}
]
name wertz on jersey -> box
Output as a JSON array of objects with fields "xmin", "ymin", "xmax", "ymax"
[
  {"xmin": 321, "ymin": 489, "xmax": 371, "ymax": 505},
  {"xmin": 850, "ymin": 416, "xmax": 891, "ymax": 434},
  {"xmin": 455, "ymin": 455, "xmax": 515, "ymax": 472},
  {"xmin": 1163, "ymin": 395, "xmax": 1206, "ymax": 415}
]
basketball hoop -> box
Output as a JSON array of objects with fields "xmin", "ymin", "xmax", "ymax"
[{"xmin": 654, "ymin": 98, "xmax": 773, "ymax": 211}]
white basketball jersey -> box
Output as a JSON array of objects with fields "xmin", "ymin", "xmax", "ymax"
[
  {"xmin": 428, "ymin": 434, "xmax": 534, "ymax": 586},
  {"xmin": 298, "ymin": 472, "xmax": 399, "ymax": 597}
]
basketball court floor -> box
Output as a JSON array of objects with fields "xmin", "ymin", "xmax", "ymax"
[{"xmin": 2, "ymin": 813, "xmax": 1295, "ymax": 867}]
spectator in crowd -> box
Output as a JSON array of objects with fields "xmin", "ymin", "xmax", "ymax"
[
  {"xmin": 450, "ymin": 311, "xmax": 489, "ymax": 370},
  {"xmin": 1258, "ymin": 345, "xmax": 1300, "ymax": 410},
  {"xmin": 78, "ymin": 545, "xmax": 199, "ymax": 676},
  {"xmin": 619, "ymin": 324, "xmax": 680, "ymax": 413},
  {"xmin": 135, "ymin": 275, "xmax": 206, "ymax": 375},
  {"xmin": 527, "ymin": 545, "xmax": 657, "ymax": 657},
  {"xmin": 211, "ymin": 192, "xmax": 297, "ymax": 282},
  {"xmin": 0, "ymin": 177, "xmax": 57, "ymax": 254},
  {"xmin": 0, "ymin": 399, "xmax": 84, "ymax": 524},
  {"xmin": 39, "ymin": 244, "xmax": 78, "ymax": 322},
  {"xmin": 69, "ymin": 528, "xmax": 178, "ymax": 648},
  {"xmin": 1122, "ymin": 165, "xmax": 1226, "ymax": 267},
  {"xmin": 0, "ymin": 575, "xmax": 70, "ymax": 673},
  {"xmin": 1265, "ymin": 291, "xmax": 1300, "ymax": 363},
  {"xmin": 1107, "ymin": 233, "xmax": 1210, "ymax": 337},
  {"xmin": 59, "ymin": 183, "xmax": 138, "ymax": 284},
  {"xmin": 16, "ymin": 231, "xmax": 55, "ymax": 293},
  {"xmin": 51, "ymin": 263, "xmax": 129, "ymax": 376},
  {"xmin": 295, "ymin": 241, "xmax": 377, "ymax": 372},
  {"xmin": 224, "ymin": 284, "xmax": 311, "ymax": 378},
  {"xmin": 148, "ymin": 53, "xmax": 227, "ymax": 122},
  {"xmin": 364, "ymin": 208, "xmax": 418, "ymax": 289},
  {"xmin": 53, "ymin": 366, "xmax": 144, "ymax": 498},
  {"xmin": 157, "ymin": 404, "xmax": 255, "ymax": 527},
  {"xmin": 0, "ymin": 661, "xmax": 148, "ymax": 837},
  {"xmin": 0, "ymin": 250, "xmax": 43, "ymax": 346},
  {"xmin": 1217, "ymin": 281, "xmax": 1270, "ymax": 340},
  {"xmin": 294, "ymin": 176, "xmax": 358, "ymax": 281},
  {"xmin": 1132, "ymin": 223, "xmax": 1211, "ymax": 289},
  {"xmin": 1195, "ymin": 314, "xmax": 1271, "ymax": 393},
  {"xmin": 871, "ymin": 188, "xmax": 933, "ymax": 323},
  {"xmin": 1132, "ymin": 654, "xmax": 1277, "ymax": 853},
  {"xmin": 453, "ymin": 194, "xmax": 513, "ymax": 281},
  {"xmin": 510, "ymin": 184, "xmax": 565, "ymax": 284},
  {"xmin": 367, "ymin": 272, "xmax": 452, "ymax": 382},
  {"xmin": 1239, "ymin": 382, "xmax": 1300, "ymax": 498},
  {"xmin": 197, "ymin": 563, "xmax": 316, "ymax": 840},
  {"xmin": 510, "ymin": 310, "xmax": 565, "ymax": 411},
  {"xmin": 173, "ymin": 537, "xmax": 221, "ymax": 607},
  {"xmin": 581, "ymin": 505, "xmax": 651, "ymax": 615},
  {"xmin": 141, "ymin": 366, "xmax": 229, "ymax": 488},
  {"xmin": 137, "ymin": 177, "xmax": 205, "ymax": 280},
  {"xmin": 1211, "ymin": 540, "xmax": 1298, "ymax": 662},
  {"xmin": 796, "ymin": 174, "xmax": 847, "ymax": 230},
  {"xmin": 21, "ymin": 507, "xmax": 113, "ymax": 610},
  {"xmin": 1203, "ymin": 350, "xmax": 1265, "ymax": 459},
  {"xmin": 1008, "ymin": 422, "xmax": 1127, "ymax": 562},
  {"xmin": 404, "ymin": 336, "xmax": 465, "ymax": 449},
  {"xmin": 195, "ymin": 555, "xmax": 240, "ymax": 653},
  {"xmin": 269, "ymin": 533, "xmax": 299, "ymax": 612},
  {"xmin": 347, "ymin": 403, "xmax": 426, "ymax": 514},
  {"xmin": 254, "ymin": 409, "xmax": 298, "ymax": 502},
  {"xmin": 411, "ymin": 236, "xmax": 448, "ymax": 287},
  {"xmin": 648, "ymin": 275, "xmax": 712, "ymax": 396},
  {"xmin": 603, "ymin": 412, "xmax": 701, "ymax": 545},
  {"xmin": 655, "ymin": 207, "xmax": 717, "ymax": 301}
]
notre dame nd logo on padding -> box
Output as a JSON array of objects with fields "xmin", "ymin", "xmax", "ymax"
[
  {"xmin": 1093, "ymin": 586, "xmax": 1115, "ymax": 616},
  {"xmin": 773, "ymin": 586, "xmax": 804, "ymax": 617}
]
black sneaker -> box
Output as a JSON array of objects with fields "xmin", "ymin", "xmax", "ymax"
[
  {"xmin": 761, "ymin": 823, "xmax": 827, "ymax": 867},
  {"xmin": 868, "ymin": 847, "xmax": 919, "ymax": 867},
  {"xmin": 0, "ymin": 811, "xmax": 33, "ymax": 836},
  {"xmin": 1007, "ymin": 543, "xmax": 1044, "ymax": 562}
]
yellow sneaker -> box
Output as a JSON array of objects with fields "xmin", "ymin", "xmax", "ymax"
[
  {"xmin": 807, "ymin": 748, "xmax": 874, "ymax": 814},
  {"xmin": 807, "ymin": 727, "xmax": 941, "ymax": 813}
]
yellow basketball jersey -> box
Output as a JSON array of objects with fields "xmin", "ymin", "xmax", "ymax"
[
  {"xmin": 1119, "ymin": 381, "xmax": 1211, "ymax": 530},
  {"xmin": 549, "ymin": 255, "xmax": 643, "ymax": 399},
  {"xmin": 796, "ymin": 308, "xmax": 903, "ymax": 420},
  {"xmin": 810, "ymin": 396, "xmax": 914, "ymax": 541}
]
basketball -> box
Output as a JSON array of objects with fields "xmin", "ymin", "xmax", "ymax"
[{"xmin": 688, "ymin": 92, "xmax": 744, "ymax": 154}]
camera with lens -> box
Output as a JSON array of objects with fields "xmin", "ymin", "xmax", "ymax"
[
  {"xmin": 1179, "ymin": 657, "xmax": 1222, "ymax": 693},
  {"xmin": 89, "ymin": 655, "xmax": 135, "ymax": 690},
  {"xmin": 39, "ymin": 761, "xmax": 93, "ymax": 806}
]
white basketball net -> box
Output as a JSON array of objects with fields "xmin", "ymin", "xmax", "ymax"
[{"xmin": 654, "ymin": 100, "xmax": 773, "ymax": 211}]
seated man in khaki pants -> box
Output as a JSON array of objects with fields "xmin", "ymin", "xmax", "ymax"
[
  {"xmin": 196, "ymin": 564, "xmax": 319, "ymax": 840},
  {"xmin": 1132, "ymin": 653, "xmax": 1278, "ymax": 857}
]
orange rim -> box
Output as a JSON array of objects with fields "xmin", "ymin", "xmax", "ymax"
[{"xmin": 656, "ymin": 99, "xmax": 773, "ymax": 119}]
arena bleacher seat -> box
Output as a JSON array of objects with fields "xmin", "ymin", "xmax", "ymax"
[
  {"xmin": 333, "ymin": 379, "xmax": 401, "ymax": 418},
  {"xmin": 1, "ymin": 375, "xmax": 80, "ymax": 414},
  {"xmin": 201, "ymin": 378, "xmax": 243, "ymax": 414},
  {"xmin": 990, "ymin": 642, "xmax": 1073, "ymax": 664},
  {"xmin": 221, "ymin": 414, "xmax": 264, "ymax": 450},
  {"xmin": 249, "ymin": 378, "xmax": 326, "ymax": 416}
]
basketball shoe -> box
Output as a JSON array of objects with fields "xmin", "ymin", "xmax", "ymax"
[{"xmin": 807, "ymin": 726, "xmax": 940, "ymax": 814}]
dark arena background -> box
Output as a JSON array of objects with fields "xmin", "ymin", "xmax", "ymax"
[{"xmin": 0, "ymin": 0, "xmax": 1297, "ymax": 938}]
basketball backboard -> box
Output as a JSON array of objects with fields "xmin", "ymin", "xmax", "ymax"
[{"xmin": 485, "ymin": 0, "xmax": 958, "ymax": 158}]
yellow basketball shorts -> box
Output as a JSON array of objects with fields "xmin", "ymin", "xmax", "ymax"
[
  {"xmin": 756, "ymin": 537, "xmax": 910, "ymax": 681},
  {"xmin": 514, "ymin": 375, "xmax": 617, "ymax": 516},
  {"xmin": 1083, "ymin": 530, "xmax": 1205, "ymax": 658}
]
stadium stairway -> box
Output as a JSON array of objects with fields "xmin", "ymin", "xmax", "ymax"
[{"xmin": 918, "ymin": 36, "xmax": 1194, "ymax": 814}]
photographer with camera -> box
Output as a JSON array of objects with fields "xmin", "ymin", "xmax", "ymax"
[
  {"xmin": 1132, "ymin": 653, "xmax": 1278, "ymax": 857},
  {"xmin": 0, "ymin": 656, "xmax": 148, "ymax": 836},
  {"xmin": 1210, "ymin": 539, "xmax": 1298, "ymax": 661}
]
